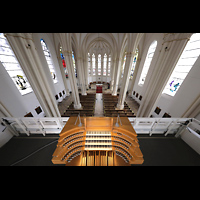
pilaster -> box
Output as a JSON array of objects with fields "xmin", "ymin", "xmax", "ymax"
[
  {"xmin": 137, "ymin": 33, "xmax": 192, "ymax": 117},
  {"xmin": 116, "ymin": 33, "xmax": 144, "ymax": 109},
  {"xmin": 112, "ymin": 57, "xmax": 121, "ymax": 96},
  {"xmin": 57, "ymin": 33, "xmax": 82, "ymax": 109},
  {"xmin": 76, "ymin": 56, "xmax": 87, "ymax": 95},
  {"xmin": 57, "ymin": 56, "xmax": 70, "ymax": 96},
  {"xmin": 116, "ymin": 52, "xmax": 134, "ymax": 109},
  {"xmin": 5, "ymin": 33, "xmax": 61, "ymax": 117}
]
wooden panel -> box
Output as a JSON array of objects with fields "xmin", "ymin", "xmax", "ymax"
[{"xmin": 52, "ymin": 116, "xmax": 144, "ymax": 166}]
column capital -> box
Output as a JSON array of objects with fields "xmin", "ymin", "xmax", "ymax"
[
  {"xmin": 126, "ymin": 51, "xmax": 135, "ymax": 56},
  {"xmin": 63, "ymin": 50, "xmax": 72, "ymax": 56}
]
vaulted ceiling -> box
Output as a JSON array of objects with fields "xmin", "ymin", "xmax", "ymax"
[{"xmin": 71, "ymin": 33, "xmax": 127, "ymax": 57}]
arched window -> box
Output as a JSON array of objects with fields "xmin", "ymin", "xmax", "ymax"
[
  {"xmin": 59, "ymin": 46, "xmax": 68, "ymax": 78},
  {"xmin": 92, "ymin": 53, "xmax": 96, "ymax": 75},
  {"xmin": 121, "ymin": 53, "xmax": 126, "ymax": 78},
  {"xmin": 88, "ymin": 53, "xmax": 91, "ymax": 76},
  {"xmin": 98, "ymin": 54, "xmax": 101, "ymax": 75},
  {"xmin": 0, "ymin": 33, "xmax": 33, "ymax": 95},
  {"xmin": 138, "ymin": 40, "xmax": 157, "ymax": 85},
  {"xmin": 40, "ymin": 39, "xmax": 58, "ymax": 83},
  {"xmin": 108, "ymin": 55, "xmax": 111, "ymax": 76},
  {"xmin": 162, "ymin": 33, "xmax": 200, "ymax": 96},
  {"xmin": 103, "ymin": 54, "xmax": 107, "ymax": 76},
  {"xmin": 130, "ymin": 48, "xmax": 139, "ymax": 79},
  {"xmin": 72, "ymin": 51, "xmax": 77, "ymax": 77}
]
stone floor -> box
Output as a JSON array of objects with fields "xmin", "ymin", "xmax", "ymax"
[
  {"xmin": 58, "ymin": 94, "xmax": 73, "ymax": 116},
  {"xmin": 125, "ymin": 95, "xmax": 139, "ymax": 115},
  {"xmin": 94, "ymin": 93, "xmax": 104, "ymax": 117}
]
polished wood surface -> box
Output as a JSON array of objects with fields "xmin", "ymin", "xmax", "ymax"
[{"xmin": 52, "ymin": 116, "xmax": 144, "ymax": 166}]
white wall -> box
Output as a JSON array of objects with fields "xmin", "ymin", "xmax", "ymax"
[
  {"xmin": 131, "ymin": 33, "xmax": 200, "ymax": 119},
  {"xmin": 0, "ymin": 123, "xmax": 13, "ymax": 148},
  {"xmin": 32, "ymin": 33, "xmax": 66, "ymax": 103},
  {"xmin": 132, "ymin": 34, "xmax": 162, "ymax": 96},
  {"xmin": 88, "ymin": 76, "xmax": 111, "ymax": 84},
  {"xmin": 0, "ymin": 62, "xmax": 44, "ymax": 117},
  {"xmin": 181, "ymin": 126, "xmax": 200, "ymax": 155},
  {"xmin": 151, "ymin": 51, "xmax": 200, "ymax": 118}
]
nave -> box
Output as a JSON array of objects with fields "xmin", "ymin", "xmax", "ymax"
[{"xmin": 59, "ymin": 88, "xmax": 139, "ymax": 118}]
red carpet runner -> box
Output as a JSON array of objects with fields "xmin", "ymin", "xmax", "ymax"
[{"xmin": 96, "ymin": 86, "xmax": 102, "ymax": 93}]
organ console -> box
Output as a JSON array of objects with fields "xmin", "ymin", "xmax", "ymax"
[{"xmin": 52, "ymin": 116, "xmax": 144, "ymax": 166}]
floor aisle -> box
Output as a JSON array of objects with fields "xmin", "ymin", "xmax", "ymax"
[{"xmin": 94, "ymin": 93, "xmax": 104, "ymax": 117}]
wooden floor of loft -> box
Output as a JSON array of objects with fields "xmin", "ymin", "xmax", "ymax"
[{"xmin": 1, "ymin": 135, "xmax": 200, "ymax": 166}]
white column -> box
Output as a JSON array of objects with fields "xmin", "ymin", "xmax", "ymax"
[
  {"xmin": 5, "ymin": 33, "xmax": 60, "ymax": 117},
  {"xmin": 128, "ymin": 57, "xmax": 141, "ymax": 96},
  {"xmin": 95, "ymin": 53, "xmax": 98, "ymax": 81},
  {"xmin": 116, "ymin": 52, "xmax": 134, "ymax": 109},
  {"xmin": 112, "ymin": 57, "xmax": 121, "ymax": 96},
  {"xmin": 64, "ymin": 51, "xmax": 82, "ymax": 109},
  {"xmin": 106, "ymin": 54, "xmax": 109, "ymax": 83},
  {"xmin": 83, "ymin": 56, "xmax": 89, "ymax": 89},
  {"xmin": 77, "ymin": 57, "xmax": 87, "ymax": 95},
  {"xmin": 57, "ymin": 56, "xmax": 70, "ymax": 96},
  {"xmin": 110, "ymin": 57, "xmax": 116, "ymax": 91},
  {"xmin": 101, "ymin": 54, "xmax": 103, "ymax": 83},
  {"xmin": 116, "ymin": 33, "xmax": 144, "ymax": 109},
  {"xmin": 57, "ymin": 33, "xmax": 82, "ymax": 109},
  {"xmin": 137, "ymin": 33, "xmax": 192, "ymax": 117}
]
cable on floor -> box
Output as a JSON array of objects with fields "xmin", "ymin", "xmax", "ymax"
[{"xmin": 10, "ymin": 139, "xmax": 58, "ymax": 166}]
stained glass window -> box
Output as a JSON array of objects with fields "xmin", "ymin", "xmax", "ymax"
[
  {"xmin": 103, "ymin": 54, "xmax": 107, "ymax": 76},
  {"xmin": 162, "ymin": 33, "xmax": 200, "ymax": 96},
  {"xmin": 60, "ymin": 46, "xmax": 68, "ymax": 78},
  {"xmin": 72, "ymin": 51, "xmax": 77, "ymax": 77},
  {"xmin": 98, "ymin": 54, "xmax": 101, "ymax": 75},
  {"xmin": 138, "ymin": 40, "xmax": 157, "ymax": 85},
  {"xmin": 41, "ymin": 39, "xmax": 58, "ymax": 83},
  {"xmin": 0, "ymin": 33, "xmax": 33, "ymax": 95},
  {"xmin": 130, "ymin": 48, "xmax": 139, "ymax": 79},
  {"xmin": 92, "ymin": 53, "xmax": 96, "ymax": 75}
]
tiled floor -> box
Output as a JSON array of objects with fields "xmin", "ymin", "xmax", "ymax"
[
  {"xmin": 58, "ymin": 94, "xmax": 73, "ymax": 116},
  {"xmin": 94, "ymin": 93, "xmax": 104, "ymax": 117},
  {"xmin": 125, "ymin": 95, "xmax": 139, "ymax": 115}
]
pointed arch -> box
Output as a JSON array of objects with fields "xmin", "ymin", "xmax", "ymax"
[
  {"xmin": 40, "ymin": 38, "xmax": 58, "ymax": 83},
  {"xmin": 162, "ymin": 33, "xmax": 200, "ymax": 96},
  {"xmin": 0, "ymin": 33, "xmax": 33, "ymax": 95},
  {"xmin": 138, "ymin": 40, "xmax": 157, "ymax": 85}
]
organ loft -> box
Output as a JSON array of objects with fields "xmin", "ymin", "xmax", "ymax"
[{"xmin": 52, "ymin": 116, "xmax": 144, "ymax": 166}]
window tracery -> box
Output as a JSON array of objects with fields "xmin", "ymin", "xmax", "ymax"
[
  {"xmin": 162, "ymin": 33, "xmax": 200, "ymax": 96},
  {"xmin": 0, "ymin": 33, "xmax": 33, "ymax": 95},
  {"xmin": 138, "ymin": 41, "xmax": 157, "ymax": 85},
  {"xmin": 41, "ymin": 39, "xmax": 58, "ymax": 83}
]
